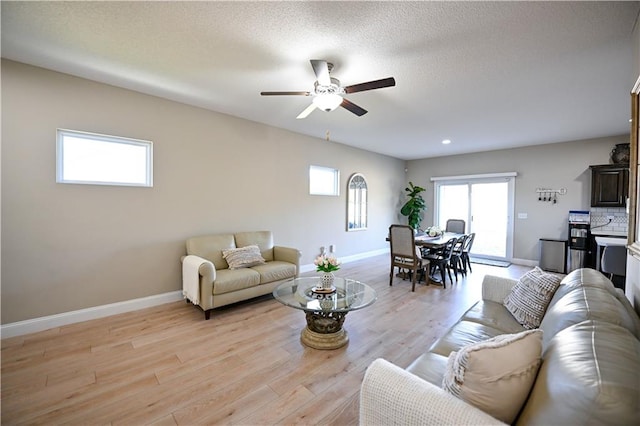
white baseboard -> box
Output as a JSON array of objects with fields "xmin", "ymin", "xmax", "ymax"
[
  {"xmin": 299, "ymin": 248, "xmax": 390, "ymax": 273},
  {"xmin": 0, "ymin": 247, "xmax": 389, "ymax": 339},
  {"xmin": 1, "ymin": 291, "xmax": 184, "ymax": 339},
  {"xmin": 511, "ymin": 258, "xmax": 539, "ymax": 267}
]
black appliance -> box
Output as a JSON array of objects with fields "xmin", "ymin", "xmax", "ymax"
[{"xmin": 567, "ymin": 210, "xmax": 590, "ymax": 273}]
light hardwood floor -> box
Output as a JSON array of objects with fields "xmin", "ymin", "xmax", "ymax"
[{"xmin": 1, "ymin": 254, "xmax": 529, "ymax": 425}]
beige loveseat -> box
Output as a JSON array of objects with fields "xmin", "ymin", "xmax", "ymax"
[
  {"xmin": 360, "ymin": 268, "xmax": 640, "ymax": 425},
  {"xmin": 182, "ymin": 231, "xmax": 300, "ymax": 319}
]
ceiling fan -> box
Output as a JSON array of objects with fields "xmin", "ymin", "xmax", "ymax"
[{"xmin": 260, "ymin": 59, "xmax": 396, "ymax": 119}]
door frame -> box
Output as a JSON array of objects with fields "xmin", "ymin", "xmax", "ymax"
[{"xmin": 431, "ymin": 172, "xmax": 517, "ymax": 261}]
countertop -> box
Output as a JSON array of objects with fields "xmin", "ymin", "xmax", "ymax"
[
  {"xmin": 594, "ymin": 236, "xmax": 627, "ymax": 246},
  {"xmin": 591, "ymin": 230, "xmax": 627, "ymax": 237}
]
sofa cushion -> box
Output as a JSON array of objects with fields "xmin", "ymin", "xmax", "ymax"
[
  {"xmin": 503, "ymin": 267, "xmax": 561, "ymax": 329},
  {"xmin": 461, "ymin": 300, "xmax": 526, "ymax": 334},
  {"xmin": 429, "ymin": 320, "xmax": 511, "ymax": 357},
  {"xmin": 186, "ymin": 234, "xmax": 235, "ymax": 270},
  {"xmin": 539, "ymin": 284, "xmax": 640, "ymax": 348},
  {"xmin": 235, "ymin": 231, "xmax": 275, "ymax": 262},
  {"xmin": 560, "ymin": 267, "xmax": 618, "ymax": 291},
  {"xmin": 516, "ymin": 321, "xmax": 640, "ymax": 426},
  {"xmin": 251, "ymin": 261, "xmax": 296, "ymax": 284},
  {"xmin": 406, "ymin": 352, "xmax": 449, "ymax": 386},
  {"xmin": 222, "ymin": 245, "xmax": 266, "ymax": 269},
  {"xmin": 442, "ymin": 329, "xmax": 543, "ymax": 424},
  {"xmin": 212, "ymin": 268, "xmax": 260, "ymax": 295}
]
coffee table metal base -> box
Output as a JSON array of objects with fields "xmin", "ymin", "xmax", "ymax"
[{"xmin": 300, "ymin": 327, "xmax": 348, "ymax": 350}]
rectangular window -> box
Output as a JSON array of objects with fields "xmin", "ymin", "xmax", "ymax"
[
  {"xmin": 56, "ymin": 129, "xmax": 153, "ymax": 187},
  {"xmin": 309, "ymin": 165, "xmax": 339, "ymax": 196}
]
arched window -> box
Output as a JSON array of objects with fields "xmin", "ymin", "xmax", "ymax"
[{"xmin": 347, "ymin": 173, "xmax": 368, "ymax": 231}]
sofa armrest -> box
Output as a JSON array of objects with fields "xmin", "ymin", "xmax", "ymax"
[
  {"xmin": 273, "ymin": 246, "xmax": 302, "ymax": 275},
  {"xmin": 482, "ymin": 275, "xmax": 518, "ymax": 303},
  {"xmin": 360, "ymin": 359, "xmax": 506, "ymax": 426},
  {"xmin": 181, "ymin": 255, "xmax": 216, "ymax": 283}
]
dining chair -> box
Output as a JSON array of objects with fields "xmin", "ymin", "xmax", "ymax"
[
  {"xmin": 460, "ymin": 233, "xmax": 476, "ymax": 274},
  {"xmin": 389, "ymin": 224, "xmax": 428, "ymax": 292},
  {"xmin": 422, "ymin": 237, "xmax": 457, "ymax": 288},
  {"xmin": 449, "ymin": 235, "xmax": 467, "ymax": 280},
  {"xmin": 445, "ymin": 219, "xmax": 466, "ymax": 233}
]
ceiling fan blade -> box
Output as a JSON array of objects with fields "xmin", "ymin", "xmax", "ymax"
[
  {"xmin": 340, "ymin": 98, "xmax": 368, "ymax": 116},
  {"xmin": 344, "ymin": 77, "xmax": 396, "ymax": 94},
  {"xmin": 260, "ymin": 91, "xmax": 310, "ymax": 96},
  {"xmin": 310, "ymin": 60, "xmax": 331, "ymax": 86},
  {"xmin": 296, "ymin": 103, "xmax": 317, "ymax": 119}
]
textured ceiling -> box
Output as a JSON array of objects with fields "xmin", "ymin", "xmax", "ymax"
[{"xmin": 2, "ymin": 1, "xmax": 639, "ymax": 160}]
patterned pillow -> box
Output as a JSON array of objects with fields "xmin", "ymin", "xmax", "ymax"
[
  {"xmin": 504, "ymin": 267, "xmax": 561, "ymax": 329},
  {"xmin": 222, "ymin": 245, "xmax": 266, "ymax": 269},
  {"xmin": 442, "ymin": 329, "xmax": 543, "ymax": 424}
]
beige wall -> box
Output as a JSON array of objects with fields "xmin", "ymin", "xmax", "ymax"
[
  {"xmin": 406, "ymin": 137, "xmax": 627, "ymax": 261},
  {"xmin": 1, "ymin": 60, "xmax": 406, "ymax": 323}
]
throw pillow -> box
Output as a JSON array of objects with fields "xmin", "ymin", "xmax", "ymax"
[
  {"xmin": 222, "ymin": 245, "xmax": 266, "ymax": 269},
  {"xmin": 442, "ymin": 329, "xmax": 543, "ymax": 424},
  {"xmin": 504, "ymin": 266, "xmax": 561, "ymax": 329}
]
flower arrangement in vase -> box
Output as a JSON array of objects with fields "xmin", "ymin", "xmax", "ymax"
[
  {"xmin": 313, "ymin": 254, "xmax": 341, "ymax": 291},
  {"xmin": 425, "ymin": 226, "xmax": 443, "ymax": 237}
]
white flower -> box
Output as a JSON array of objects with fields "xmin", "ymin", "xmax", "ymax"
[
  {"xmin": 314, "ymin": 254, "xmax": 341, "ymax": 272},
  {"xmin": 427, "ymin": 226, "xmax": 443, "ymax": 236}
]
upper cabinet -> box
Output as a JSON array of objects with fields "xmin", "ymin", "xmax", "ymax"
[{"xmin": 590, "ymin": 164, "xmax": 629, "ymax": 207}]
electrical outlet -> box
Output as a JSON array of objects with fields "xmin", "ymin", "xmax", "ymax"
[{"xmin": 607, "ymin": 215, "xmax": 615, "ymax": 221}]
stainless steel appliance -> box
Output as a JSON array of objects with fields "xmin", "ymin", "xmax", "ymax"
[
  {"xmin": 567, "ymin": 210, "xmax": 590, "ymax": 273},
  {"xmin": 539, "ymin": 238, "xmax": 566, "ymax": 273}
]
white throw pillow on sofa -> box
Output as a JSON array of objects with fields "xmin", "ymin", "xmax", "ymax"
[
  {"xmin": 222, "ymin": 245, "xmax": 266, "ymax": 269},
  {"xmin": 504, "ymin": 266, "xmax": 561, "ymax": 329},
  {"xmin": 442, "ymin": 329, "xmax": 543, "ymax": 424}
]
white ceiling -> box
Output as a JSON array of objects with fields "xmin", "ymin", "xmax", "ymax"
[{"xmin": 2, "ymin": 1, "xmax": 639, "ymax": 160}]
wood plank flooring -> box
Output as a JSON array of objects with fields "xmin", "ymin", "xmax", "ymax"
[{"xmin": 1, "ymin": 254, "xmax": 529, "ymax": 425}]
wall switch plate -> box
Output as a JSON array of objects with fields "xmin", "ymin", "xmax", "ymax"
[{"xmin": 518, "ymin": 213, "xmax": 528, "ymax": 219}]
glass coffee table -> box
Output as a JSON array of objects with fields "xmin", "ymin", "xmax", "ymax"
[{"xmin": 273, "ymin": 277, "xmax": 377, "ymax": 350}]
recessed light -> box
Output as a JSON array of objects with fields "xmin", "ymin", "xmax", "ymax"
[{"xmin": 442, "ymin": 139, "xmax": 451, "ymax": 145}]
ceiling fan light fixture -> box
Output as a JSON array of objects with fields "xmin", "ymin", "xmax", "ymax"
[{"xmin": 313, "ymin": 94, "xmax": 343, "ymax": 112}]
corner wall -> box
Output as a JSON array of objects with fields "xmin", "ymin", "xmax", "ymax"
[{"xmin": 1, "ymin": 60, "xmax": 405, "ymax": 324}]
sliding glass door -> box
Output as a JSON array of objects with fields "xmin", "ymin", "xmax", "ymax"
[{"xmin": 434, "ymin": 174, "xmax": 515, "ymax": 261}]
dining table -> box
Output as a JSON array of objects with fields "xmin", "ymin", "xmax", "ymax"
[
  {"xmin": 414, "ymin": 232, "xmax": 464, "ymax": 249},
  {"xmin": 386, "ymin": 231, "xmax": 465, "ymax": 284}
]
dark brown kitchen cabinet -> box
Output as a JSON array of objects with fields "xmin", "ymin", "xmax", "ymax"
[{"xmin": 590, "ymin": 164, "xmax": 629, "ymax": 207}]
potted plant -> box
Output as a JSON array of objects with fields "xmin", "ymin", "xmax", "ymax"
[{"xmin": 400, "ymin": 182, "xmax": 426, "ymax": 231}]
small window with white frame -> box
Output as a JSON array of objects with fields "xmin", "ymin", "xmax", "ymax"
[
  {"xmin": 56, "ymin": 129, "xmax": 153, "ymax": 187},
  {"xmin": 309, "ymin": 165, "xmax": 339, "ymax": 196}
]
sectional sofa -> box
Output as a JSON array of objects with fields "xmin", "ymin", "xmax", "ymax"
[{"xmin": 360, "ymin": 268, "xmax": 640, "ymax": 425}]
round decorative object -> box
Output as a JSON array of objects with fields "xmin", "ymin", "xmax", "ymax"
[
  {"xmin": 320, "ymin": 271, "xmax": 335, "ymax": 289},
  {"xmin": 310, "ymin": 286, "xmax": 337, "ymax": 299},
  {"xmin": 611, "ymin": 143, "xmax": 630, "ymax": 164}
]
